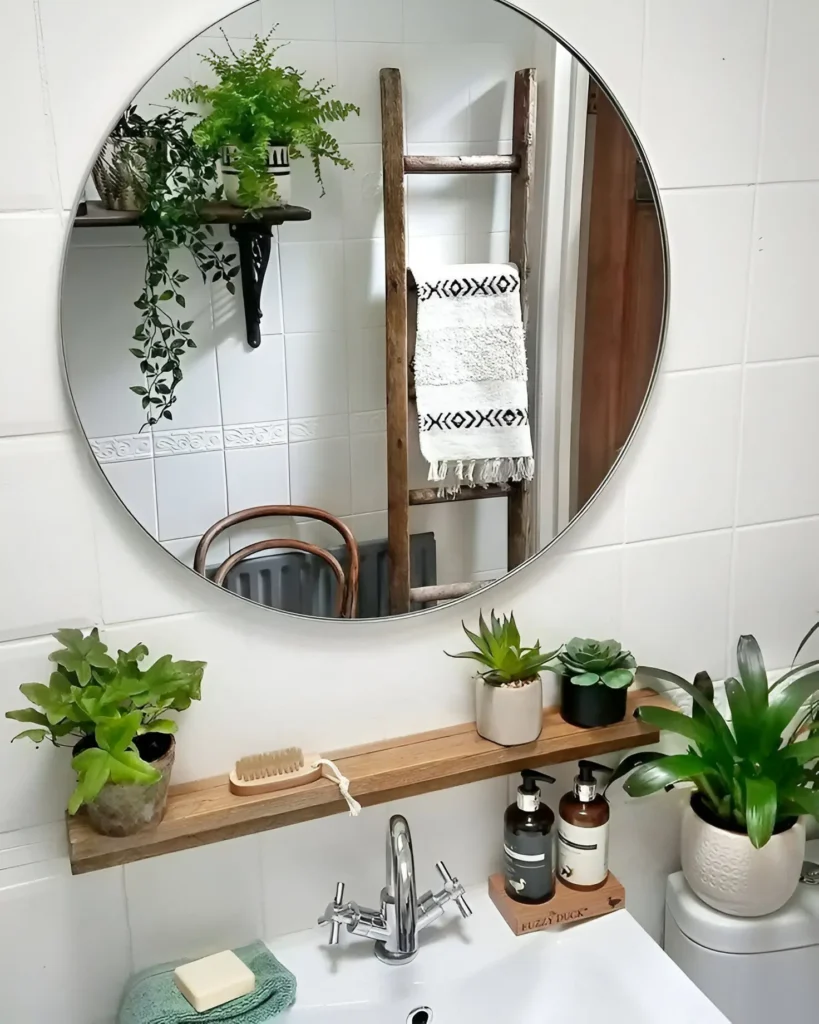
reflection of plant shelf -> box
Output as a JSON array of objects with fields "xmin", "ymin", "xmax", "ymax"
[
  {"xmin": 488, "ymin": 871, "xmax": 626, "ymax": 936},
  {"xmin": 73, "ymin": 200, "xmax": 312, "ymax": 347},
  {"xmin": 66, "ymin": 689, "xmax": 671, "ymax": 876}
]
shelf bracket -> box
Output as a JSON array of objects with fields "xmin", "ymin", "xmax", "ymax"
[{"xmin": 229, "ymin": 222, "xmax": 273, "ymax": 349}]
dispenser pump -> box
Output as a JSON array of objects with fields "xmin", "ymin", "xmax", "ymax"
[
  {"xmin": 517, "ymin": 770, "xmax": 556, "ymax": 812},
  {"xmin": 574, "ymin": 760, "xmax": 610, "ymax": 802}
]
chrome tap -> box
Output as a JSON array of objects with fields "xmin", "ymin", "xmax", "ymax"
[{"xmin": 318, "ymin": 813, "xmax": 472, "ymax": 965}]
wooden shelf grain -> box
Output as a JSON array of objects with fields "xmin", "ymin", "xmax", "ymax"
[
  {"xmin": 73, "ymin": 199, "xmax": 312, "ymax": 227},
  {"xmin": 67, "ymin": 689, "xmax": 669, "ymax": 875}
]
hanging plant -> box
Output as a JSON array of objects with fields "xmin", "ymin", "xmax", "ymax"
[{"xmin": 97, "ymin": 106, "xmax": 241, "ymax": 427}]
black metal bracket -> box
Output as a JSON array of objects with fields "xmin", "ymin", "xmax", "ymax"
[{"xmin": 229, "ymin": 222, "xmax": 273, "ymax": 349}]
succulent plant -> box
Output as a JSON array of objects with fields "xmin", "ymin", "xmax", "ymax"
[
  {"xmin": 447, "ymin": 611, "xmax": 559, "ymax": 687},
  {"xmin": 557, "ymin": 638, "xmax": 637, "ymax": 689}
]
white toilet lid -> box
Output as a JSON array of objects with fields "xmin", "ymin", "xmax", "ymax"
[{"xmin": 666, "ymin": 840, "xmax": 819, "ymax": 954}]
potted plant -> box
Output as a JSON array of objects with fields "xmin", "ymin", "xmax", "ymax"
[
  {"xmin": 5, "ymin": 628, "xmax": 205, "ymax": 837},
  {"xmin": 610, "ymin": 635, "xmax": 819, "ymax": 917},
  {"xmin": 554, "ymin": 638, "xmax": 637, "ymax": 729},
  {"xmin": 90, "ymin": 105, "xmax": 240, "ymax": 428},
  {"xmin": 170, "ymin": 31, "xmax": 360, "ymax": 208},
  {"xmin": 447, "ymin": 612, "xmax": 558, "ymax": 746}
]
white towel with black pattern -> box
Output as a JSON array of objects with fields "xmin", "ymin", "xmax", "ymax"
[{"xmin": 412, "ymin": 262, "xmax": 534, "ymax": 492}]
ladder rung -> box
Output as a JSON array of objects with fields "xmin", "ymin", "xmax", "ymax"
[
  {"xmin": 403, "ymin": 155, "xmax": 520, "ymax": 175},
  {"xmin": 411, "ymin": 581, "xmax": 494, "ymax": 603},
  {"xmin": 409, "ymin": 485, "xmax": 512, "ymax": 506}
]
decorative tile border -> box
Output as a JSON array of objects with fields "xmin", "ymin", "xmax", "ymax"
[
  {"xmin": 90, "ymin": 433, "xmax": 153, "ymax": 463},
  {"xmin": 288, "ymin": 414, "xmax": 348, "ymax": 442},
  {"xmin": 153, "ymin": 426, "xmax": 224, "ymax": 456},
  {"xmin": 349, "ymin": 410, "xmax": 387, "ymax": 434},
  {"xmin": 224, "ymin": 421, "xmax": 288, "ymax": 449}
]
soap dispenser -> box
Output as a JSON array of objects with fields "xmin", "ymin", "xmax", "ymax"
[
  {"xmin": 504, "ymin": 769, "xmax": 557, "ymax": 904},
  {"xmin": 557, "ymin": 760, "xmax": 611, "ymax": 891}
]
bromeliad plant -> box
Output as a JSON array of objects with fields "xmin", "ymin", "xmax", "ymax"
[
  {"xmin": 610, "ymin": 635, "xmax": 819, "ymax": 849},
  {"xmin": 5, "ymin": 629, "xmax": 205, "ymax": 815},
  {"xmin": 447, "ymin": 612, "xmax": 559, "ymax": 686},
  {"xmin": 170, "ymin": 31, "xmax": 359, "ymax": 208},
  {"xmin": 556, "ymin": 638, "xmax": 637, "ymax": 690}
]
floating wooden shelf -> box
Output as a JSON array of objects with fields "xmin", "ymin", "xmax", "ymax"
[
  {"xmin": 73, "ymin": 200, "xmax": 312, "ymax": 347},
  {"xmin": 67, "ymin": 688, "xmax": 670, "ymax": 875}
]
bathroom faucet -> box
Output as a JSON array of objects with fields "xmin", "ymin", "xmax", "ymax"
[{"xmin": 318, "ymin": 813, "xmax": 472, "ymax": 965}]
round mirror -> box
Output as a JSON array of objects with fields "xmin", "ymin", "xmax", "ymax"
[{"xmin": 61, "ymin": 0, "xmax": 666, "ymax": 620}]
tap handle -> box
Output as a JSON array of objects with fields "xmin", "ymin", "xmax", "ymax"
[
  {"xmin": 318, "ymin": 882, "xmax": 346, "ymax": 944},
  {"xmin": 435, "ymin": 861, "xmax": 472, "ymax": 919}
]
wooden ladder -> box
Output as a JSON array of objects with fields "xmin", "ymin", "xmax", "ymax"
[{"xmin": 380, "ymin": 67, "xmax": 537, "ymax": 616}]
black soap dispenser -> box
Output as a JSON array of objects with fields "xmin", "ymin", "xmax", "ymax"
[{"xmin": 504, "ymin": 769, "xmax": 557, "ymax": 904}]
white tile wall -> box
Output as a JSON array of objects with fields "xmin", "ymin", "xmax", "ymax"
[{"xmin": 2, "ymin": 1, "xmax": 819, "ymax": 1020}]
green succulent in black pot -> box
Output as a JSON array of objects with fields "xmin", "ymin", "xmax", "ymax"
[{"xmin": 556, "ymin": 638, "xmax": 637, "ymax": 729}]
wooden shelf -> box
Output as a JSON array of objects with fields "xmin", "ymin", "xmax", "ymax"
[
  {"xmin": 73, "ymin": 199, "xmax": 312, "ymax": 227},
  {"xmin": 67, "ymin": 688, "xmax": 670, "ymax": 875}
]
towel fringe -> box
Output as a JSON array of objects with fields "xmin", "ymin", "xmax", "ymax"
[{"xmin": 429, "ymin": 456, "xmax": 534, "ymax": 496}]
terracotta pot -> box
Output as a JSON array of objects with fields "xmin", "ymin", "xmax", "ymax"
[
  {"xmin": 681, "ymin": 795, "xmax": 805, "ymax": 917},
  {"xmin": 220, "ymin": 144, "xmax": 291, "ymax": 206},
  {"xmin": 559, "ymin": 676, "xmax": 629, "ymax": 728},
  {"xmin": 475, "ymin": 677, "xmax": 543, "ymax": 746},
  {"xmin": 79, "ymin": 734, "xmax": 176, "ymax": 838}
]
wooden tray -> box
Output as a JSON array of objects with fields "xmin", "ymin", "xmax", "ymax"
[{"xmin": 488, "ymin": 871, "xmax": 626, "ymax": 935}]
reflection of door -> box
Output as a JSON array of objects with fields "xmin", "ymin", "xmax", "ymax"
[{"xmin": 575, "ymin": 84, "xmax": 665, "ymax": 511}]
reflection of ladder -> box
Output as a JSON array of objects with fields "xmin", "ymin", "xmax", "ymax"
[{"xmin": 380, "ymin": 67, "xmax": 537, "ymax": 615}]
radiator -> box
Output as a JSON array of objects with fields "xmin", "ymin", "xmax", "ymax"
[{"xmin": 215, "ymin": 533, "xmax": 437, "ymax": 618}]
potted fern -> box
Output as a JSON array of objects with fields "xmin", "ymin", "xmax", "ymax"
[
  {"xmin": 170, "ymin": 31, "xmax": 359, "ymax": 209},
  {"xmin": 5, "ymin": 629, "xmax": 205, "ymax": 837},
  {"xmin": 555, "ymin": 638, "xmax": 637, "ymax": 728},
  {"xmin": 447, "ymin": 612, "xmax": 558, "ymax": 746},
  {"xmin": 610, "ymin": 635, "xmax": 819, "ymax": 917}
]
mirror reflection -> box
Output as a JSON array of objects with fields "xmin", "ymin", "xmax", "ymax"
[{"xmin": 62, "ymin": 0, "xmax": 665, "ymax": 619}]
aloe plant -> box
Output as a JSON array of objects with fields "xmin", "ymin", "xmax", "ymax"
[
  {"xmin": 446, "ymin": 611, "xmax": 558, "ymax": 686},
  {"xmin": 609, "ymin": 635, "xmax": 819, "ymax": 849},
  {"xmin": 557, "ymin": 638, "xmax": 637, "ymax": 689}
]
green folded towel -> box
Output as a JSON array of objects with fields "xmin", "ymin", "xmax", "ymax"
[{"xmin": 118, "ymin": 941, "xmax": 296, "ymax": 1024}]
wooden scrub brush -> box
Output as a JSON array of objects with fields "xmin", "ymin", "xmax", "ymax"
[{"xmin": 229, "ymin": 747, "xmax": 322, "ymax": 795}]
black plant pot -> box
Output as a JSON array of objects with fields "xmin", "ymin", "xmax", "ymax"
[{"xmin": 560, "ymin": 676, "xmax": 629, "ymax": 729}]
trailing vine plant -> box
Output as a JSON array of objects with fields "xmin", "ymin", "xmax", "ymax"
[
  {"xmin": 170, "ymin": 31, "xmax": 360, "ymax": 209},
  {"xmin": 108, "ymin": 106, "xmax": 240, "ymax": 427}
]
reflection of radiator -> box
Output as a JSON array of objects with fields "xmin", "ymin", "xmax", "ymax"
[{"xmin": 216, "ymin": 533, "xmax": 437, "ymax": 618}]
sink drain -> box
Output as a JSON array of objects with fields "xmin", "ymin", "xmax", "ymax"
[{"xmin": 407, "ymin": 1009, "xmax": 433, "ymax": 1024}]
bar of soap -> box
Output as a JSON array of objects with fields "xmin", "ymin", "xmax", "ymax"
[{"xmin": 173, "ymin": 950, "xmax": 256, "ymax": 1013}]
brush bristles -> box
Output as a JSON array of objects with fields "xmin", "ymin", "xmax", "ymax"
[{"xmin": 234, "ymin": 746, "xmax": 305, "ymax": 782}]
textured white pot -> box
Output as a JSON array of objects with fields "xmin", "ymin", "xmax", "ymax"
[
  {"xmin": 681, "ymin": 799, "xmax": 806, "ymax": 917},
  {"xmin": 220, "ymin": 144, "xmax": 291, "ymax": 206},
  {"xmin": 475, "ymin": 677, "xmax": 543, "ymax": 746}
]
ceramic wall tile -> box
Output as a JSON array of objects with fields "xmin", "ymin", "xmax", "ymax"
[
  {"xmin": 336, "ymin": 42, "xmax": 404, "ymax": 145},
  {"xmin": 279, "ymin": 242, "xmax": 344, "ymax": 334},
  {"xmin": 759, "ymin": 0, "xmax": 819, "ymax": 183},
  {"xmin": 624, "ymin": 368, "xmax": 742, "ymax": 543},
  {"xmin": 343, "ymin": 238, "xmax": 386, "ymax": 329},
  {"xmin": 202, "ymin": 4, "xmax": 263, "ymax": 38},
  {"xmin": 347, "ymin": 327, "xmax": 387, "ymax": 413},
  {"xmin": 279, "ymin": 157, "xmax": 344, "ymax": 244},
  {"xmin": 403, "ymin": 0, "xmax": 535, "ymax": 47},
  {"xmin": 289, "ymin": 436, "xmax": 352, "ymax": 515},
  {"xmin": 262, "ymin": 0, "xmax": 336, "ymax": 40},
  {"xmin": 402, "ymin": 44, "xmax": 471, "ymax": 145},
  {"xmin": 0, "ymin": 434, "xmax": 100, "ymax": 643},
  {"xmin": 154, "ymin": 450, "xmax": 228, "ymax": 541},
  {"xmin": 350, "ymin": 431, "xmax": 387, "ymax": 514},
  {"xmin": 660, "ymin": 187, "xmax": 754, "ymax": 372},
  {"xmin": 225, "ymin": 444, "xmax": 290, "ymax": 511},
  {"xmin": 406, "ymin": 142, "xmax": 469, "ymax": 239},
  {"xmin": 0, "ymin": 3, "xmax": 57, "ymax": 210},
  {"xmin": 340, "ymin": 144, "xmax": 384, "ymax": 240},
  {"xmin": 336, "ymin": 0, "xmax": 402, "ymax": 43},
  {"xmin": 624, "ymin": 531, "xmax": 734, "ymax": 680},
  {"xmin": 738, "ymin": 360, "xmax": 819, "ymax": 526},
  {"xmin": 464, "ymin": 42, "xmax": 538, "ymax": 143},
  {"xmin": 408, "ymin": 233, "xmax": 465, "ymax": 266},
  {"xmin": 464, "ymin": 231, "xmax": 511, "ymax": 264},
  {"xmin": 641, "ymin": 0, "xmax": 768, "ymax": 188},
  {"xmin": 747, "ymin": 183, "xmax": 819, "ymax": 363},
  {"xmin": 163, "ymin": 533, "xmax": 230, "ymax": 570},
  {"xmin": 216, "ymin": 332, "xmax": 288, "ymax": 426},
  {"xmin": 101, "ymin": 458, "xmax": 158, "ymax": 536},
  {"xmin": 285, "ymin": 332, "xmax": 349, "ymax": 418},
  {"xmin": 125, "ymin": 836, "xmax": 264, "ymax": 970},
  {"xmin": 731, "ymin": 517, "xmax": 819, "ymax": 672}
]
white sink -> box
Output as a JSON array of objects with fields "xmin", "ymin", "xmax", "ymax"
[{"xmin": 269, "ymin": 887, "xmax": 729, "ymax": 1022}]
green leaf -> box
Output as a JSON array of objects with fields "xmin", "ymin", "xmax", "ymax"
[
  {"xmin": 147, "ymin": 719, "xmax": 178, "ymax": 734},
  {"xmin": 724, "ymin": 676, "xmax": 756, "ymax": 755},
  {"xmin": 637, "ymin": 705, "xmax": 714, "ymax": 748},
  {"xmin": 762, "ymin": 663, "xmax": 819, "ymax": 753},
  {"xmin": 568, "ymin": 672, "xmax": 600, "ymax": 687},
  {"xmin": 781, "ymin": 736, "xmax": 819, "ymax": 765},
  {"xmin": 107, "ymin": 749, "xmax": 162, "ymax": 786},
  {"xmin": 601, "ymin": 668, "xmax": 635, "ymax": 689},
  {"xmin": 736, "ymin": 635, "xmax": 769, "ymax": 716},
  {"xmin": 68, "ymin": 747, "xmax": 111, "ymax": 814},
  {"xmin": 5, "ymin": 708, "xmax": 50, "ymax": 726},
  {"xmin": 158, "ymin": 289, "xmax": 174, "ymax": 301},
  {"xmin": 745, "ymin": 776, "xmax": 777, "ymax": 849},
  {"xmin": 623, "ymin": 754, "xmax": 716, "ymax": 797},
  {"xmin": 96, "ymin": 711, "xmax": 141, "ymax": 755},
  {"xmin": 11, "ymin": 729, "xmax": 47, "ymax": 744},
  {"xmin": 605, "ymin": 751, "xmax": 667, "ymax": 792},
  {"xmin": 18, "ymin": 682, "xmax": 69, "ymax": 724}
]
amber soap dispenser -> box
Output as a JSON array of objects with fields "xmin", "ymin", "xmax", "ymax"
[
  {"xmin": 504, "ymin": 770, "xmax": 557, "ymax": 904},
  {"xmin": 557, "ymin": 760, "xmax": 611, "ymax": 891}
]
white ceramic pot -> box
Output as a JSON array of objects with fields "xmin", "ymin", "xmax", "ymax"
[
  {"xmin": 681, "ymin": 797, "xmax": 806, "ymax": 917},
  {"xmin": 220, "ymin": 144, "xmax": 291, "ymax": 206},
  {"xmin": 475, "ymin": 677, "xmax": 543, "ymax": 746}
]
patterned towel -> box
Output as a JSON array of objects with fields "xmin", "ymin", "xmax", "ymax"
[{"xmin": 412, "ymin": 262, "xmax": 534, "ymax": 492}]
